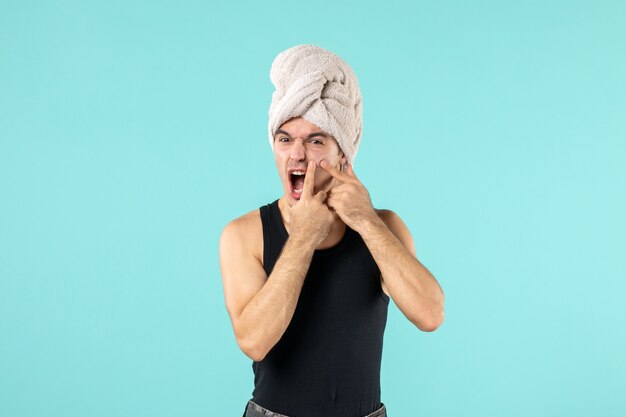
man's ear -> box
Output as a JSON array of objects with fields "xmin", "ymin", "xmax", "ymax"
[{"xmin": 338, "ymin": 153, "xmax": 347, "ymax": 171}]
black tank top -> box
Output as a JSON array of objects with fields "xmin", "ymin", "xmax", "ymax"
[{"xmin": 251, "ymin": 199, "xmax": 390, "ymax": 417}]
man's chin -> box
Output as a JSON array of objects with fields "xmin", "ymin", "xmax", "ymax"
[
  {"xmin": 286, "ymin": 186, "xmax": 314, "ymax": 202},
  {"xmin": 288, "ymin": 190, "xmax": 303, "ymax": 202},
  {"xmin": 284, "ymin": 192, "xmax": 300, "ymax": 207},
  {"xmin": 284, "ymin": 180, "xmax": 331, "ymax": 203}
]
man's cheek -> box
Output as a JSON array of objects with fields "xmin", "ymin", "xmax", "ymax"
[{"xmin": 319, "ymin": 176, "xmax": 335, "ymax": 192}]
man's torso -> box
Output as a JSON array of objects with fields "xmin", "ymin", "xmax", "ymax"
[{"xmin": 246, "ymin": 199, "xmax": 390, "ymax": 417}]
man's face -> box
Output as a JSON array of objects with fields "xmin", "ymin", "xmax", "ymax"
[{"xmin": 273, "ymin": 117, "xmax": 347, "ymax": 205}]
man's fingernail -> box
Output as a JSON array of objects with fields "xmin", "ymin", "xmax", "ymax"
[{"xmin": 309, "ymin": 161, "xmax": 315, "ymax": 167}]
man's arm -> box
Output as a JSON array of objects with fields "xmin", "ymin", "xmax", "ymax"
[
  {"xmin": 220, "ymin": 160, "xmax": 335, "ymax": 361},
  {"xmin": 320, "ymin": 159, "xmax": 444, "ymax": 332},
  {"xmin": 361, "ymin": 210, "xmax": 445, "ymax": 331},
  {"xmin": 220, "ymin": 219, "xmax": 317, "ymax": 361}
]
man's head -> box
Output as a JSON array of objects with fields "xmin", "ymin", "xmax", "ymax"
[
  {"xmin": 273, "ymin": 117, "xmax": 346, "ymax": 204},
  {"xmin": 267, "ymin": 44, "xmax": 363, "ymax": 169}
]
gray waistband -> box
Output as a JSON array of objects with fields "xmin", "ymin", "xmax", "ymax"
[{"xmin": 245, "ymin": 400, "xmax": 387, "ymax": 417}]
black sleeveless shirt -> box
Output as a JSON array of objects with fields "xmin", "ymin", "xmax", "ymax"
[{"xmin": 251, "ymin": 199, "xmax": 390, "ymax": 417}]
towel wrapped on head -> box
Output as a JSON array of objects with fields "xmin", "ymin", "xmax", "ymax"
[{"xmin": 268, "ymin": 44, "xmax": 363, "ymax": 165}]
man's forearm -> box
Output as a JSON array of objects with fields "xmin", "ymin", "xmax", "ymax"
[
  {"xmin": 359, "ymin": 216, "xmax": 444, "ymax": 331},
  {"xmin": 237, "ymin": 234, "xmax": 316, "ymax": 361}
]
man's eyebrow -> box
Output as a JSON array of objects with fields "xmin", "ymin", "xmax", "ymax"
[{"xmin": 275, "ymin": 129, "xmax": 330, "ymax": 138}]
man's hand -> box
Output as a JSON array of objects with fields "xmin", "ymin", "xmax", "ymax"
[
  {"xmin": 288, "ymin": 160, "xmax": 335, "ymax": 247},
  {"xmin": 320, "ymin": 160, "xmax": 377, "ymax": 233}
]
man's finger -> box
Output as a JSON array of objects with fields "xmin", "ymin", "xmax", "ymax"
[
  {"xmin": 320, "ymin": 159, "xmax": 352, "ymax": 184},
  {"xmin": 302, "ymin": 160, "xmax": 316, "ymax": 198}
]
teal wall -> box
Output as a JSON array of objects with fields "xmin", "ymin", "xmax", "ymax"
[{"xmin": 1, "ymin": 1, "xmax": 625, "ymax": 416}]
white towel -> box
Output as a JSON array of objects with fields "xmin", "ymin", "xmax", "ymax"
[{"xmin": 267, "ymin": 44, "xmax": 363, "ymax": 165}]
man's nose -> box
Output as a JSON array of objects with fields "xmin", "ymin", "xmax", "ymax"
[{"xmin": 289, "ymin": 140, "xmax": 306, "ymax": 161}]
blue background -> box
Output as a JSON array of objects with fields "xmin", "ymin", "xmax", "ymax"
[{"xmin": 1, "ymin": 1, "xmax": 625, "ymax": 416}]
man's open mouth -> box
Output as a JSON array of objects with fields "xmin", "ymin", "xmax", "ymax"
[
  {"xmin": 289, "ymin": 171, "xmax": 306, "ymax": 193},
  {"xmin": 290, "ymin": 170, "xmax": 306, "ymax": 194}
]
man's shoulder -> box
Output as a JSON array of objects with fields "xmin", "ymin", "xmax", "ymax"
[
  {"xmin": 220, "ymin": 206, "xmax": 264, "ymax": 263},
  {"xmin": 374, "ymin": 208, "xmax": 399, "ymax": 223},
  {"xmin": 373, "ymin": 207, "xmax": 415, "ymax": 256},
  {"xmin": 373, "ymin": 207, "xmax": 411, "ymax": 235},
  {"xmin": 221, "ymin": 207, "xmax": 262, "ymax": 239}
]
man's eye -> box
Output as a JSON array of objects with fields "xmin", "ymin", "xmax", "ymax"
[
  {"xmin": 310, "ymin": 140, "xmax": 323, "ymax": 145},
  {"xmin": 278, "ymin": 137, "xmax": 290, "ymax": 142}
]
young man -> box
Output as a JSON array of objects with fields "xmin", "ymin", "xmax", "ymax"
[{"xmin": 219, "ymin": 44, "xmax": 445, "ymax": 417}]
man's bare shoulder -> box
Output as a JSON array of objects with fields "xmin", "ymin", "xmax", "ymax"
[
  {"xmin": 373, "ymin": 208, "xmax": 416, "ymax": 257},
  {"xmin": 374, "ymin": 208, "xmax": 402, "ymax": 226},
  {"xmin": 224, "ymin": 208, "xmax": 262, "ymax": 231},
  {"xmin": 220, "ymin": 208, "xmax": 263, "ymax": 263},
  {"xmin": 374, "ymin": 208, "xmax": 405, "ymax": 233}
]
